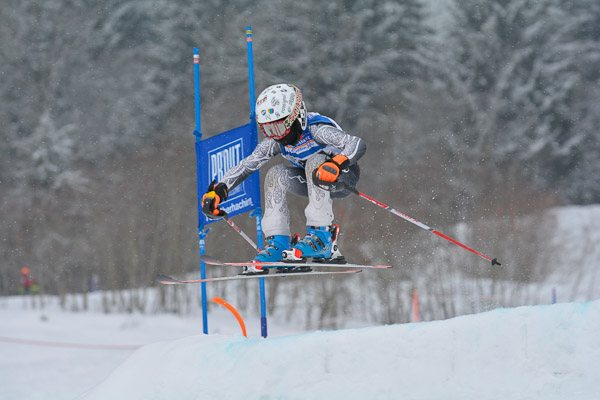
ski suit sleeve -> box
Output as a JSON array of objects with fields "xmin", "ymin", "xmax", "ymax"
[
  {"xmin": 311, "ymin": 123, "xmax": 366, "ymax": 164},
  {"xmin": 220, "ymin": 139, "xmax": 281, "ymax": 190}
]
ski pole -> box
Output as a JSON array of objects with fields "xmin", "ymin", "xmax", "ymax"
[
  {"xmin": 223, "ymin": 213, "xmax": 261, "ymax": 253},
  {"xmin": 341, "ymin": 184, "xmax": 501, "ymax": 266},
  {"xmin": 202, "ymin": 195, "xmax": 261, "ymax": 252}
]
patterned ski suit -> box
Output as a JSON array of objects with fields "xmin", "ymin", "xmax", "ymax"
[{"xmin": 221, "ymin": 113, "xmax": 366, "ymax": 237}]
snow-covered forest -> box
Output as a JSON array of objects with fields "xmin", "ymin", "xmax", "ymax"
[{"xmin": 1, "ymin": 0, "xmax": 599, "ymax": 323}]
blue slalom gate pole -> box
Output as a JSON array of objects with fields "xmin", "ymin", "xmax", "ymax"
[
  {"xmin": 193, "ymin": 47, "xmax": 209, "ymax": 335},
  {"xmin": 246, "ymin": 27, "xmax": 268, "ymax": 338},
  {"xmin": 255, "ymin": 210, "xmax": 267, "ymax": 337}
]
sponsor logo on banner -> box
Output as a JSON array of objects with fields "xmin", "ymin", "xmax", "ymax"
[
  {"xmin": 221, "ymin": 197, "xmax": 254, "ymax": 214},
  {"xmin": 199, "ymin": 123, "xmax": 260, "ymax": 225},
  {"xmin": 208, "ymin": 139, "xmax": 244, "ymax": 197}
]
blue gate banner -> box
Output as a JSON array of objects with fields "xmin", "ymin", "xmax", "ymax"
[{"xmin": 197, "ymin": 123, "xmax": 260, "ymax": 226}]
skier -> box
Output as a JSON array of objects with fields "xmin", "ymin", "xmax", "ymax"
[
  {"xmin": 201, "ymin": 84, "xmax": 366, "ymax": 275},
  {"xmin": 20, "ymin": 267, "xmax": 31, "ymax": 294}
]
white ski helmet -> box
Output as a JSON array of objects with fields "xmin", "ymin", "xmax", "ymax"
[{"xmin": 255, "ymin": 84, "xmax": 307, "ymax": 140}]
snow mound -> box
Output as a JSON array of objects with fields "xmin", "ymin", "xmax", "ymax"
[{"xmin": 81, "ymin": 300, "xmax": 600, "ymax": 400}]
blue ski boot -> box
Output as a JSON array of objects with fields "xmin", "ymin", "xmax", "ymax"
[
  {"xmin": 240, "ymin": 235, "xmax": 290, "ymax": 275},
  {"xmin": 279, "ymin": 225, "xmax": 345, "ymax": 272}
]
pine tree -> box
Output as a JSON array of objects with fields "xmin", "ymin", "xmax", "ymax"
[
  {"xmin": 247, "ymin": 0, "xmax": 433, "ymax": 126},
  {"xmin": 440, "ymin": 0, "xmax": 599, "ymax": 202},
  {"xmin": 560, "ymin": 0, "xmax": 600, "ymax": 203}
]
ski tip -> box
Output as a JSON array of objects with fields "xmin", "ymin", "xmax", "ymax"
[
  {"xmin": 156, "ymin": 274, "xmax": 183, "ymax": 284},
  {"xmin": 491, "ymin": 258, "xmax": 502, "ymax": 266},
  {"xmin": 199, "ymin": 255, "xmax": 225, "ymax": 265}
]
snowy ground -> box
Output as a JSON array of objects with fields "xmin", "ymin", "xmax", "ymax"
[
  {"xmin": 2, "ymin": 205, "xmax": 599, "ymax": 400},
  {"xmin": 1, "ymin": 294, "xmax": 599, "ymax": 400},
  {"xmin": 0, "ymin": 293, "xmax": 308, "ymax": 400}
]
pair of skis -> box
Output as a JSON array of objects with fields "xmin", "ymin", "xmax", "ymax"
[
  {"xmin": 157, "ymin": 185, "xmax": 501, "ymax": 285},
  {"xmin": 156, "ymin": 255, "xmax": 391, "ymax": 285}
]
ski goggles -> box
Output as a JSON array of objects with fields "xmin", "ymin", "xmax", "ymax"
[{"xmin": 259, "ymin": 118, "xmax": 291, "ymax": 140}]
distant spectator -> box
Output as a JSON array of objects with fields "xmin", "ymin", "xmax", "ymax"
[{"xmin": 20, "ymin": 267, "xmax": 31, "ymax": 294}]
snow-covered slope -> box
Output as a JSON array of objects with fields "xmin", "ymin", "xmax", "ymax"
[{"xmin": 80, "ymin": 300, "xmax": 600, "ymax": 400}]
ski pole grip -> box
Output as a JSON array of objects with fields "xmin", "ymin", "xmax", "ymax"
[
  {"xmin": 338, "ymin": 182, "xmax": 359, "ymax": 195},
  {"xmin": 202, "ymin": 196, "xmax": 227, "ymax": 220}
]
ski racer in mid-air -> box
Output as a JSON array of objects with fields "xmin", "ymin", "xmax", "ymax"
[{"xmin": 201, "ymin": 83, "xmax": 366, "ymax": 275}]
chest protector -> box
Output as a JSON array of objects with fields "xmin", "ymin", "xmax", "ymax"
[{"xmin": 280, "ymin": 113, "xmax": 341, "ymax": 168}]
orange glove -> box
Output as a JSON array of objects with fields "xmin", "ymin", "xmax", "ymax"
[
  {"xmin": 313, "ymin": 154, "xmax": 350, "ymax": 189},
  {"xmin": 201, "ymin": 180, "xmax": 229, "ymax": 219}
]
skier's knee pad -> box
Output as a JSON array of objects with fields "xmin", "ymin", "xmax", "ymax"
[{"xmin": 264, "ymin": 164, "xmax": 291, "ymax": 193}]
